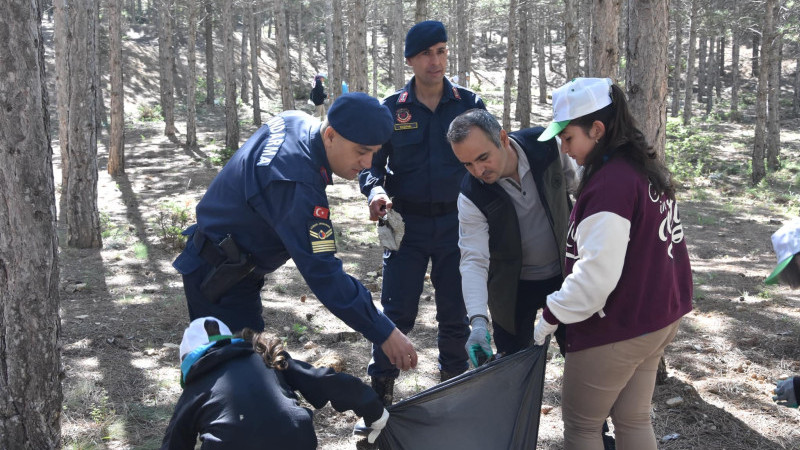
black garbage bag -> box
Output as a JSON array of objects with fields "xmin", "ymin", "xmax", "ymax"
[{"xmin": 376, "ymin": 339, "xmax": 550, "ymax": 450}]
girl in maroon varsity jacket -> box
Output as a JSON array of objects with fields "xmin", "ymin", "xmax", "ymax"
[{"xmin": 532, "ymin": 78, "xmax": 693, "ymax": 450}]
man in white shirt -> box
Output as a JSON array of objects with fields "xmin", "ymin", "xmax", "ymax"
[{"xmin": 447, "ymin": 109, "xmax": 578, "ymax": 365}]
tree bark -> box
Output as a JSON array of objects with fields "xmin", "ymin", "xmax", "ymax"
[
  {"xmin": 766, "ymin": 29, "xmax": 782, "ymax": 170},
  {"xmin": 536, "ymin": 11, "xmax": 547, "ymax": 104},
  {"xmin": 158, "ymin": 0, "xmax": 177, "ymax": 136},
  {"xmin": 696, "ymin": 33, "xmax": 706, "ymax": 103},
  {"xmin": 250, "ymin": 0, "xmax": 261, "ymax": 126},
  {"xmin": 516, "ymin": 0, "xmax": 531, "ymax": 127},
  {"xmin": 682, "ymin": 0, "xmax": 698, "ymax": 125},
  {"xmin": 109, "ymin": 0, "xmax": 125, "ymax": 174},
  {"xmin": 752, "ymin": 31, "xmax": 760, "ymax": 78},
  {"xmin": 0, "ymin": 2, "xmax": 62, "ymax": 446},
  {"xmin": 705, "ymin": 36, "xmax": 715, "ymax": 114},
  {"xmin": 752, "ymin": 0, "xmax": 776, "ymax": 184},
  {"xmin": 54, "ymin": 0, "xmax": 70, "ymax": 192},
  {"xmin": 731, "ymin": 27, "xmax": 740, "ymax": 119},
  {"xmin": 626, "ymin": 0, "xmax": 669, "ymax": 160},
  {"xmin": 240, "ymin": 17, "xmax": 249, "ymax": 105},
  {"xmin": 56, "ymin": 0, "xmax": 103, "ymax": 248},
  {"xmin": 204, "ymin": 0, "xmax": 215, "ymax": 105},
  {"xmin": 94, "ymin": 3, "xmax": 107, "ymax": 132},
  {"xmin": 391, "ymin": 0, "xmax": 404, "ymax": 90},
  {"xmin": 347, "ymin": 0, "xmax": 368, "ymax": 92},
  {"xmin": 370, "ymin": 1, "xmax": 378, "ymax": 97},
  {"xmin": 224, "ymin": 0, "xmax": 240, "ymax": 150},
  {"xmin": 457, "ymin": 0, "xmax": 468, "ymax": 86},
  {"xmin": 794, "ymin": 54, "xmax": 800, "ymax": 117},
  {"xmin": 502, "ymin": 0, "xmax": 517, "ymax": 130},
  {"xmin": 330, "ymin": 0, "xmax": 344, "ymax": 99},
  {"xmin": 591, "ymin": 0, "xmax": 621, "ymax": 78},
  {"xmin": 186, "ymin": 0, "xmax": 198, "ymax": 148},
  {"xmin": 564, "ymin": 0, "xmax": 580, "ymax": 80},
  {"xmin": 415, "ymin": 0, "xmax": 427, "ymax": 22},
  {"xmin": 670, "ymin": 1, "xmax": 682, "ymax": 117}
]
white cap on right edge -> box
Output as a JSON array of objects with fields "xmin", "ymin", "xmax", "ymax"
[
  {"xmin": 179, "ymin": 317, "xmax": 232, "ymax": 362},
  {"xmin": 539, "ymin": 77, "xmax": 613, "ymax": 142}
]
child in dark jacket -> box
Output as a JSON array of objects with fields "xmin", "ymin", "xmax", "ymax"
[{"xmin": 161, "ymin": 317, "xmax": 388, "ymax": 449}]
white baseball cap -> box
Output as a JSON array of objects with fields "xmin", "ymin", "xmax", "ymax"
[
  {"xmin": 765, "ymin": 218, "xmax": 800, "ymax": 284},
  {"xmin": 179, "ymin": 317, "xmax": 233, "ymax": 362},
  {"xmin": 538, "ymin": 77, "xmax": 613, "ymax": 142}
]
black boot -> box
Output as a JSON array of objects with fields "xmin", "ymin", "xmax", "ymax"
[
  {"xmin": 371, "ymin": 376, "xmax": 395, "ymax": 407},
  {"xmin": 439, "ymin": 369, "xmax": 465, "ymax": 382}
]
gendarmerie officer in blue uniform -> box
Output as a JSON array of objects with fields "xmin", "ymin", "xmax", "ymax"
[
  {"xmin": 358, "ymin": 20, "xmax": 486, "ymax": 404},
  {"xmin": 173, "ymin": 93, "xmax": 418, "ymax": 371}
]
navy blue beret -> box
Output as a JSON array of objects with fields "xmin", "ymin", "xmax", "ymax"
[
  {"xmin": 327, "ymin": 92, "xmax": 394, "ymax": 146},
  {"xmin": 405, "ymin": 20, "xmax": 447, "ymax": 58}
]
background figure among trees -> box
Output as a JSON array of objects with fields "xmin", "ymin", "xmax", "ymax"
[{"xmin": 310, "ymin": 74, "xmax": 328, "ymax": 120}]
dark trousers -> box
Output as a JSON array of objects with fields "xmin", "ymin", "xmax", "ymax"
[
  {"xmin": 368, "ymin": 212, "xmax": 469, "ymax": 378},
  {"xmin": 182, "ymin": 260, "xmax": 266, "ymax": 333},
  {"xmin": 492, "ymin": 275, "xmax": 566, "ymax": 356}
]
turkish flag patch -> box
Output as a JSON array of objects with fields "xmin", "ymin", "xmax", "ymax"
[{"xmin": 313, "ymin": 206, "xmax": 330, "ymax": 220}]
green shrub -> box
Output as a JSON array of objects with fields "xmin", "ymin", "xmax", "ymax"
[{"xmin": 154, "ymin": 201, "xmax": 194, "ymax": 250}]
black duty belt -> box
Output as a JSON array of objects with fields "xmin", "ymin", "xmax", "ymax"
[{"xmin": 392, "ymin": 199, "xmax": 458, "ymax": 217}]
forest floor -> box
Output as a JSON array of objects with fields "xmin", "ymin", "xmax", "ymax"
[{"xmin": 46, "ymin": 16, "xmax": 800, "ymax": 450}]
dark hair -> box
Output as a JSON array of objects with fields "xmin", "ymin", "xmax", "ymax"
[
  {"xmin": 569, "ymin": 84, "xmax": 675, "ymax": 199},
  {"xmin": 779, "ymin": 254, "xmax": 800, "ymax": 289},
  {"xmin": 240, "ymin": 328, "xmax": 289, "ymax": 370},
  {"xmin": 447, "ymin": 108, "xmax": 502, "ymax": 148}
]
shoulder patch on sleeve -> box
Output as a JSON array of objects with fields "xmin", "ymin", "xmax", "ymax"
[{"xmin": 308, "ymin": 219, "xmax": 336, "ymax": 254}]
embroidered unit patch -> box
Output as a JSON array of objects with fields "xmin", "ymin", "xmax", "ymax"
[
  {"xmin": 396, "ymin": 108, "xmax": 412, "ymax": 123},
  {"xmin": 308, "ymin": 220, "xmax": 336, "ymax": 253}
]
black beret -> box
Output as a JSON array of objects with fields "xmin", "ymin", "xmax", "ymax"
[
  {"xmin": 327, "ymin": 93, "xmax": 394, "ymax": 146},
  {"xmin": 405, "ymin": 20, "xmax": 447, "ymax": 58}
]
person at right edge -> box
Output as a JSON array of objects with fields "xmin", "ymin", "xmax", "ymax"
[
  {"xmin": 358, "ymin": 20, "xmax": 486, "ymax": 406},
  {"xmin": 764, "ymin": 218, "xmax": 800, "ymax": 410},
  {"xmin": 532, "ymin": 77, "xmax": 694, "ymax": 450}
]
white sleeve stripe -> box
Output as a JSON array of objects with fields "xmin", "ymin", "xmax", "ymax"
[{"xmin": 546, "ymin": 211, "xmax": 631, "ymax": 324}]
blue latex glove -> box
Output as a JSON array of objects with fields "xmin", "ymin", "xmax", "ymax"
[
  {"xmin": 465, "ymin": 316, "xmax": 493, "ymax": 368},
  {"xmin": 773, "ymin": 377, "xmax": 798, "ymax": 408}
]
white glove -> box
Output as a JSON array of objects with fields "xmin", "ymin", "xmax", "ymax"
[
  {"xmin": 533, "ymin": 315, "xmax": 557, "ymax": 346},
  {"xmin": 378, "ymin": 209, "xmax": 405, "ymax": 251},
  {"xmin": 354, "ymin": 408, "xmax": 389, "ymax": 444}
]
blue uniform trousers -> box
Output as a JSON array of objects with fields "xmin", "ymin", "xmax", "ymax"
[
  {"xmin": 369, "ymin": 211, "xmax": 469, "ymax": 378},
  {"xmin": 182, "ymin": 260, "xmax": 266, "ymax": 333}
]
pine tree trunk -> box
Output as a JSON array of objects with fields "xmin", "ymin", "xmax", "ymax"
[
  {"xmin": 241, "ymin": 20, "xmax": 249, "ymax": 105},
  {"xmin": 564, "ymin": 0, "xmax": 580, "ymax": 80},
  {"xmin": 516, "ymin": 0, "xmax": 531, "ymax": 127},
  {"xmin": 224, "ymin": 0, "xmax": 240, "ymax": 150},
  {"xmin": 347, "ymin": 0, "xmax": 368, "ymax": 92},
  {"xmin": 670, "ymin": 1, "xmax": 683, "ymax": 118},
  {"xmin": 58, "ymin": 0, "xmax": 103, "ymax": 248},
  {"xmin": 794, "ymin": 54, "xmax": 800, "ymax": 117},
  {"xmin": 371, "ymin": 1, "xmax": 378, "ymax": 97},
  {"xmin": 705, "ymin": 37, "xmax": 715, "ymax": 114},
  {"xmin": 274, "ymin": 0, "xmax": 293, "ymax": 109},
  {"xmin": 204, "ymin": 0, "xmax": 215, "ymax": 105},
  {"xmin": 626, "ymin": 0, "xmax": 668, "ymax": 160},
  {"xmin": 502, "ymin": 0, "xmax": 517, "ymax": 130},
  {"xmin": 55, "ymin": 0, "xmax": 70, "ymax": 192},
  {"xmin": 415, "ymin": 0, "xmax": 427, "ymax": 22},
  {"xmin": 752, "ymin": 0, "xmax": 776, "ymax": 184},
  {"xmin": 391, "ymin": 0, "xmax": 404, "ymax": 90},
  {"xmin": 731, "ymin": 28, "xmax": 740, "ymax": 119},
  {"xmin": 456, "ymin": 0, "xmax": 469, "ymax": 86},
  {"xmin": 94, "ymin": 3, "xmax": 107, "ymax": 132},
  {"xmin": 579, "ymin": 0, "xmax": 591, "ymax": 76},
  {"xmin": 591, "ymin": 0, "xmax": 621, "ymax": 78},
  {"xmin": 682, "ymin": 0, "xmax": 698, "ymax": 125},
  {"xmin": 186, "ymin": 0, "xmax": 198, "ymax": 148},
  {"xmin": 752, "ymin": 32, "xmax": 760, "ymax": 78},
  {"xmin": 109, "ymin": 0, "xmax": 125, "ymax": 173},
  {"xmin": 0, "ymin": 3, "xmax": 62, "ymax": 446},
  {"xmin": 696, "ymin": 33, "xmax": 706, "ymax": 103},
  {"xmin": 158, "ymin": 0, "xmax": 177, "ymax": 136},
  {"xmin": 536, "ymin": 13, "xmax": 547, "ymax": 104},
  {"xmin": 250, "ymin": 0, "xmax": 261, "ymax": 126},
  {"xmin": 767, "ymin": 31, "xmax": 782, "ymax": 171},
  {"xmin": 330, "ymin": 0, "xmax": 344, "ymax": 99}
]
